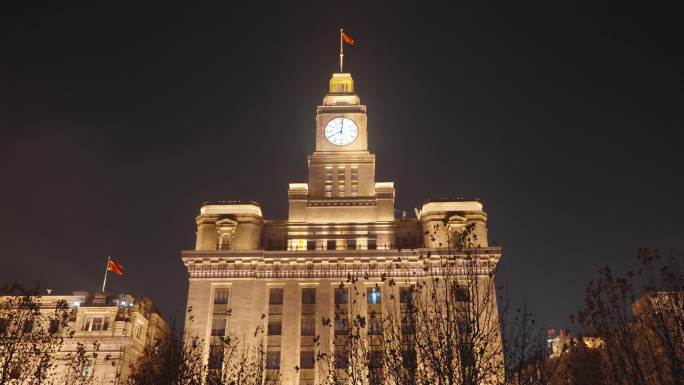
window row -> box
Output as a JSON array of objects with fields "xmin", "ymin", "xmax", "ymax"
[{"xmin": 289, "ymin": 239, "xmax": 378, "ymax": 251}]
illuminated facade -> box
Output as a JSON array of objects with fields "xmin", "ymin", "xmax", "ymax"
[
  {"xmin": 0, "ymin": 291, "xmax": 168, "ymax": 385},
  {"xmin": 182, "ymin": 71, "xmax": 502, "ymax": 384}
]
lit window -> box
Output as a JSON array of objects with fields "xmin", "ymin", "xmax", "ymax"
[
  {"xmin": 82, "ymin": 316, "xmax": 109, "ymax": 331},
  {"xmin": 367, "ymin": 288, "xmax": 381, "ymax": 305},
  {"xmin": 80, "ymin": 361, "xmax": 93, "ymax": 379}
]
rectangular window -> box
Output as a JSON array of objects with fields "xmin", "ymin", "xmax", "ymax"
[
  {"xmin": 269, "ymin": 288, "xmax": 284, "ymax": 305},
  {"xmin": 211, "ymin": 316, "xmax": 226, "ymax": 336},
  {"xmin": 334, "ymin": 347, "xmax": 349, "ymax": 368},
  {"xmin": 400, "ymin": 287, "xmax": 413, "ymax": 304},
  {"xmin": 368, "ymin": 239, "xmax": 377, "ymax": 250},
  {"xmin": 300, "ymin": 351, "xmax": 315, "ymax": 369},
  {"xmin": 82, "ymin": 316, "xmax": 109, "ymax": 331},
  {"xmin": 334, "ymin": 287, "xmax": 348, "ymax": 304},
  {"xmin": 302, "ymin": 288, "xmax": 316, "ymax": 305},
  {"xmin": 401, "ymin": 314, "xmax": 415, "ymax": 335},
  {"xmin": 209, "ymin": 343, "xmax": 224, "ymax": 369},
  {"xmin": 22, "ymin": 320, "xmax": 33, "ymax": 334},
  {"xmin": 334, "ymin": 318, "xmax": 349, "ymax": 335},
  {"xmin": 0, "ymin": 319, "xmax": 8, "ymax": 335},
  {"xmin": 80, "ymin": 361, "xmax": 93, "ymax": 379},
  {"xmin": 307, "ymin": 240, "xmax": 316, "ymax": 251},
  {"xmin": 266, "ymin": 351, "xmax": 281, "ymax": 369},
  {"xmin": 369, "ymin": 315, "xmax": 382, "ymax": 335},
  {"xmin": 453, "ymin": 286, "xmax": 470, "ymax": 302},
  {"xmin": 346, "ymin": 239, "xmax": 356, "ymax": 250},
  {"xmin": 49, "ymin": 319, "xmax": 60, "ymax": 334},
  {"xmin": 327, "ymin": 240, "xmax": 336, "ymax": 250},
  {"xmin": 214, "ymin": 288, "xmax": 229, "ymax": 305},
  {"xmin": 369, "ymin": 350, "xmax": 383, "ymax": 368},
  {"xmin": 367, "ymin": 287, "xmax": 381, "ymax": 304},
  {"xmin": 301, "ymin": 318, "xmax": 315, "ymax": 336},
  {"xmin": 267, "ymin": 320, "xmax": 282, "ymax": 335}
]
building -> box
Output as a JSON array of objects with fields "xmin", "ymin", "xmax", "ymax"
[
  {"xmin": 0, "ymin": 291, "xmax": 168, "ymax": 385},
  {"xmin": 182, "ymin": 70, "xmax": 503, "ymax": 384}
]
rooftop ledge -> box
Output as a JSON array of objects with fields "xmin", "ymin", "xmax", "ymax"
[
  {"xmin": 200, "ymin": 201, "xmax": 262, "ymax": 217},
  {"xmin": 182, "ymin": 247, "xmax": 502, "ymax": 260}
]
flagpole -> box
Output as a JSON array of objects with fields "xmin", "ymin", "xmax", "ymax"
[
  {"xmin": 339, "ymin": 28, "xmax": 344, "ymax": 73},
  {"xmin": 101, "ymin": 256, "xmax": 110, "ymax": 293}
]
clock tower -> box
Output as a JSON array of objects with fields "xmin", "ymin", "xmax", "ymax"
[
  {"xmin": 182, "ymin": 49, "xmax": 502, "ymax": 385},
  {"xmin": 288, "ymin": 71, "xmax": 393, "ymax": 224}
]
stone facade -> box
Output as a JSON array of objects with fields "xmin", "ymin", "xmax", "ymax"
[
  {"xmin": 182, "ymin": 71, "xmax": 502, "ymax": 385},
  {"xmin": 0, "ymin": 291, "xmax": 168, "ymax": 384}
]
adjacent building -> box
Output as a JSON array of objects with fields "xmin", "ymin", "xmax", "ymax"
[
  {"xmin": 182, "ymin": 70, "xmax": 503, "ymax": 384},
  {"xmin": 0, "ymin": 291, "xmax": 168, "ymax": 384}
]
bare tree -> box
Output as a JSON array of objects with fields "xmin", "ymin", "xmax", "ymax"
[
  {"xmin": 0, "ymin": 284, "xmax": 85, "ymax": 385},
  {"xmin": 572, "ymin": 249, "xmax": 684, "ymax": 385}
]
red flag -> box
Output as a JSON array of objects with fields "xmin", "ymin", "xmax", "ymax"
[
  {"xmin": 342, "ymin": 32, "xmax": 354, "ymax": 46},
  {"xmin": 107, "ymin": 259, "xmax": 124, "ymax": 276}
]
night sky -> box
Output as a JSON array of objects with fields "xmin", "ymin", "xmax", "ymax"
[{"xmin": 1, "ymin": 2, "xmax": 682, "ymax": 329}]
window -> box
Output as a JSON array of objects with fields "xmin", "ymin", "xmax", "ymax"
[
  {"xmin": 402, "ymin": 349, "xmax": 417, "ymax": 368},
  {"xmin": 369, "ymin": 315, "xmax": 382, "ymax": 335},
  {"xmin": 80, "ymin": 361, "xmax": 93, "ymax": 379},
  {"xmin": 325, "ymin": 167, "xmax": 333, "ymax": 197},
  {"xmin": 267, "ymin": 320, "xmax": 282, "ymax": 335},
  {"xmin": 211, "ymin": 316, "xmax": 226, "ymax": 336},
  {"xmin": 266, "ymin": 351, "xmax": 281, "ymax": 369},
  {"xmin": 208, "ymin": 344, "xmax": 224, "ymax": 369},
  {"xmin": 334, "ymin": 318, "xmax": 349, "ymax": 335},
  {"xmin": 300, "ymin": 351, "xmax": 315, "ymax": 369},
  {"xmin": 351, "ymin": 167, "xmax": 359, "ymax": 194},
  {"xmin": 82, "ymin": 316, "xmax": 109, "ymax": 331},
  {"xmin": 214, "ymin": 288, "xmax": 229, "ymax": 305},
  {"xmin": 301, "ymin": 318, "xmax": 315, "ymax": 336},
  {"xmin": 22, "ymin": 320, "xmax": 33, "ymax": 334},
  {"xmin": 327, "ymin": 240, "xmax": 336, "ymax": 250},
  {"xmin": 367, "ymin": 287, "xmax": 381, "ymax": 304},
  {"xmin": 269, "ymin": 288, "xmax": 283, "ymax": 305},
  {"xmin": 401, "ymin": 315, "xmax": 415, "ymax": 335},
  {"xmin": 400, "ymin": 287, "xmax": 413, "ymax": 304},
  {"xmin": 0, "ymin": 319, "xmax": 8, "ymax": 335},
  {"xmin": 453, "ymin": 286, "xmax": 470, "ymax": 302},
  {"xmin": 367, "ymin": 239, "xmax": 377, "ymax": 250},
  {"xmin": 334, "ymin": 287, "xmax": 348, "ymax": 304},
  {"xmin": 307, "ymin": 240, "xmax": 316, "ymax": 251},
  {"xmin": 302, "ymin": 288, "xmax": 316, "ymax": 305},
  {"xmin": 334, "ymin": 347, "xmax": 349, "ymax": 368},
  {"xmin": 49, "ymin": 319, "xmax": 61, "ymax": 334},
  {"xmin": 346, "ymin": 239, "xmax": 356, "ymax": 250},
  {"xmin": 369, "ymin": 350, "xmax": 383, "ymax": 368},
  {"xmin": 337, "ymin": 167, "xmax": 346, "ymax": 196}
]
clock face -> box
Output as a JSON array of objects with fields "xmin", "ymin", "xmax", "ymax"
[{"xmin": 324, "ymin": 117, "xmax": 359, "ymax": 146}]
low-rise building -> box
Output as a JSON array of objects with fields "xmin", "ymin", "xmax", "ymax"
[{"xmin": 0, "ymin": 291, "xmax": 168, "ymax": 385}]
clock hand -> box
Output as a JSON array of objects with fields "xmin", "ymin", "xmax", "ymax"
[{"xmin": 338, "ymin": 118, "xmax": 344, "ymax": 135}]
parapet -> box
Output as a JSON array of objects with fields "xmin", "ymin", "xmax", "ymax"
[{"xmin": 195, "ymin": 201, "xmax": 264, "ymax": 251}]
